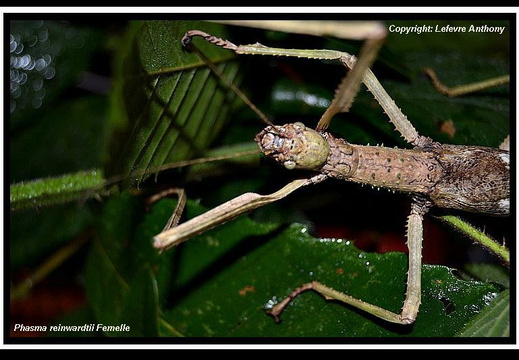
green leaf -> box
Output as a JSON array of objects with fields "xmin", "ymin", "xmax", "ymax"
[
  {"xmin": 106, "ymin": 20, "xmax": 243, "ymax": 184},
  {"xmin": 162, "ymin": 222, "xmax": 501, "ymax": 337},
  {"xmin": 456, "ymin": 290, "xmax": 509, "ymax": 337},
  {"xmin": 118, "ymin": 265, "xmax": 160, "ymax": 337},
  {"xmin": 84, "ymin": 234, "xmax": 130, "ymax": 328},
  {"xmin": 83, "ymin": 193, "xmax": 279, "ymax": 337},
  {"xmin": 84, "ymin": 192, "xmax": 137, "ymax": 329},
  {"xmin": 83, "ymin": 193, "xmax": 502, "ymax": 337}
]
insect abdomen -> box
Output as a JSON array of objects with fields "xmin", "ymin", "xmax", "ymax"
[
  {"xmin": 352, "ymin": 145, "xmax": 442, "ymax": 193},
  {"xmin": 429, "ymin": 145, "xmax": 510, "ymax": 215}
]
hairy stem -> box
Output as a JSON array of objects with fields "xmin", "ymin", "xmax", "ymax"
[{"xmin": 438, "ymin": 215, "xmax": 509, "ymax": 266}]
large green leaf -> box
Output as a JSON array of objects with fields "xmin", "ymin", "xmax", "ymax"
[
  {"xmin": 167, "ymin": 227, "xmax": 502, "ymax": 337},
  {"xmin": 106, "ymin": 20, "xmax": 243, "ymax": 184},
  {"xmin": 456, "ymin": 289, "xmax": 509, "ymax": 337}
]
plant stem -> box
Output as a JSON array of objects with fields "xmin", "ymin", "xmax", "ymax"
[{"xmin": 439, "ymin": 215, "xmax": 509, "ymax": 266}]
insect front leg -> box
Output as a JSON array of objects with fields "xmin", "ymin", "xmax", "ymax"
[
  {"xmin": 183, "ymin": 29, "xmax": 432, "ymax": 147},
  {"xmin": 268, "ymin": 196, "xmax": 430, "ymax": 325},
  {"xmin": 153, "ymin": 175, "xmax": 327, "ymax": 252},
  {"xmin": 181, "ymin": 29, "xmax": 388, "ymax": 133}
]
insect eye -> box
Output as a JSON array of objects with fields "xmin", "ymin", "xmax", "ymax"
[
  {"xmin": 283, "ymin": 160, "xmax": 296, "ymax": 170},
  {"xmin": 293, "ymin": 122, "xmax": 305, "ymax": 130}
]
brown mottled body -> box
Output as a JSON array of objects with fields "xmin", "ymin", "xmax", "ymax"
[
  {"xmin": 256, "ymin": 123, "xmax": 510, "ymax": 216},
  {"xmin": 321, "ymin": 135, "xmax": 443, "ymax": 194},
  {"xmin": 430, "ymin": 144, "xmax": 509, "ymax": 215}
]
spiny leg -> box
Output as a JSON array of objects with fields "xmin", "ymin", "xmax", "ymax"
[
  {"xmin": 400, "ymin": 196, "xmax": 431, "ymax": 323},
  {"xmin": 267, "ymin": 196, "xmax": 430, "ymax": 325},
  {"xmin": 316, "ymin": 36, "xmax": 383, "ymax": 131},
  {"xmin": 182, "ymin": 29, "xmax": 428, "ymax": 147},
  {"xmin": 182, "ymin": 29, "xmax": 383, "ymax": 132}
]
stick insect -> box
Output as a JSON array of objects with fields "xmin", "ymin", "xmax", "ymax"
[{"xmin": 153, "ymin": 23, "xmax": 510, "ymax": 326}]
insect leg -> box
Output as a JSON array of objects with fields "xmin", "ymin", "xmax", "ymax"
[
  {"xmin": 400, "ymin": 196, "xmax": 430, "ymax": 323},
  {"xmin": 154, "ymin": 175, "xmax": 327, "ymax": 252},
  {"xmin": 183, "ymin": 29, "xmax": 430, "ymax": 146},
  {"xmin": 316, "ymin": 36, "xmax": 383, "ymax": 131},
  {"xmin": 423, "ymin": 67, "xmax": 509, "ymax": 98},
  {"xmin": 268, "ymin": 196, "xmax": 430, "ymax": 325},
  {"xmin": 146, "ymin": 188, "xmax": 187, "ymax": 231}
]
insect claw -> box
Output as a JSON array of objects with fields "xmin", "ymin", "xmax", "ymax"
[
  {"xmin": 265, "ymin": 309, "xmax": 282, "ymax": 323},
  {"xmin": 180, "ymin": 33, "xmax": 193, "ymax": 47}
]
